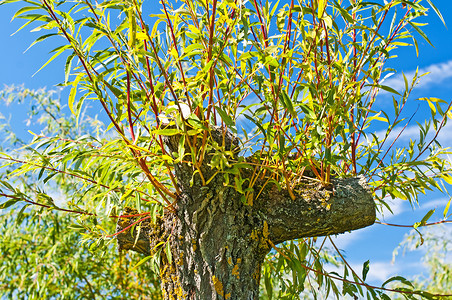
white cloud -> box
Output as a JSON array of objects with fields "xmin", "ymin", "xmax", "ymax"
[
  {"xmin": 383, "ymin": 60, "xmax": 452, "ymax": 92},
  {"xmin": 327, "ymin": 228, "xmax": 366, "ymax": 249},
  {"xmin": 358, "ymin": 261, "xmax": 400, "ymax": 282},
  {"xmin": 361, "ymin": 260, "xmax": 427, "ymax": 283},
  {"xmin": 419, "ymin": 196, "xmax": 450, "ymax": 211}
]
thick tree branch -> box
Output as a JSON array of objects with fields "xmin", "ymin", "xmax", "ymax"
[
  {"xmin": 253, "ymin": 175, "xmax": 375, "ymax": 244},
  {"xmin": 117, "ymin": 127, "xmax": 375, "ymax": 254}
]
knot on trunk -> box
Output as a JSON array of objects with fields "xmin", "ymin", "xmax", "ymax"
[{"xmin": 116, "ymin": 207, "xmax": 165, "ymax": 256}]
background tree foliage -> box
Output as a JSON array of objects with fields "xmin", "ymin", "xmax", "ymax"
[
  {"xmin": 0, "ymin": 88, "xmax": 162, "ymax": 299},
  {"xmin": 0, "ymin": 0, "xmax": 451, "ymax": 299},
  {"xmin": 391, "ymin": 225, "xmax": 452, "ymax": 298}
]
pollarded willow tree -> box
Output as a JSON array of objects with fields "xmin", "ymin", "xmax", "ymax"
[{"xmin": 1, "ymin": 0, "xmax": 452, "ymax": 299}]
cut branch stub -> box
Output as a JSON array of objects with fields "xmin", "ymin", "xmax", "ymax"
[
  {"xmin": 116, "ymin": 207, "xmax": 165, "ymax": 256},
  {"xmin": 252, "ymin": 175, "xmax": 375, "ymax": 245}
]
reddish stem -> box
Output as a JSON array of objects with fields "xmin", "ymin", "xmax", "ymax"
[
  {"xmin": 126, "ymin": 71, "xmax": 136, "ymax": 141},
  {"xmin": 106, "ymin": 216, "xmax": 152, "ymax": 238},
  {"xmin": 376, "ymin": 220, "xmax": 452, "ymax": 228}
]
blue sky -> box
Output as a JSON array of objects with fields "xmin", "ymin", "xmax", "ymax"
[{"xmin": 1, "ymin": 0, "xmax": 451, "ymax": 294}]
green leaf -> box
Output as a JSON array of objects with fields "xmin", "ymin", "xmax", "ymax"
[
  {"xmin": 183, "ymin": 43, "xmax": 203, "ymax": 54},
  {"xmin": 215, "ymin": 105, "xmax": 235, "ymax": 127},
  {"xmin": 317, "ymin": 0, "xmax": 327, "ymax": 18},
  {"xmin": 263, "ymin": 270, "xmax": 273, "ymax": 299},
  {"xmin": 0, "ymin": 180, "xmax": 16, "ymax": 192},
  {"xmin": 276, "ymin": 9, "xmax": 286, "ymax": 32},
  {"xmin": 441, "ymin": 174, "xmax": 452, "ymax": 185},
  {"xmin": 238, "ymin": 51, "xmax": 257, "ymax": 61},
  {"xmin": 382, "ymin": 275, "xmax": 413, "ymax": 288},
  {"xmin": 12, "ymin": 5, "xmax": 42, "ymax": 19},
  {"xmin": 24, "ymin": 33, "xmax": 58, "ymax": 53},
  {"xmin": 69, "ymin": 74, "xmax": 82, "ymax": 115},
  {"xmin": 243, "ymin": 114, "xmax": 266, "ymax": 138},
  {"xmin": 412, "ymin": 35, "xmax": 419, "ymax": 57},
  {"xmin": 165, "ymin": 241, "xmax": 172, "ymax": 265},
  {"xmin": 279, "ymin": 90, "xmax": 296, "ymax": 117},
  {"xmin": 425, "ymin": 0, "xmax": 446, "ymax": 27},
  {"xmin": 68, "ymin": 223, "xmax": 87, "ymax": 232},
  {"xmin": 414, "ymin": 209, "xmax": 435, "ymax": 229},
  {"xmin": 177, "ymin": 135, "xmax": 186, "ymax": 162},
  {"xmin": 408, "ymin": 21, "xmax": 434, "ymax": 48},
  {"xmin": 33, "ymin": 44, "xmax": 71, "ymax": 77},
  {"xmin": 368, "ymin": 112, "xmax": 388, "ymax": 122},
  {"xmin": 153, "ymin": 128, "xmax": 179, "ymax": 136},
  {"xmin": 11, "ymin": 14, "xmax": 52, "ymax": 36},
  {"xmin": 0, "ymin": 198, "xmax": 19, "ymax": 209},
  {"xmin": 362, "ymin": 260, "xmax": 370, "ymax": 281},
  {"xmin": 444, "ymin": 197, "xmax": 451, "ymax": 219},
  {"xmin": 130, "ymin": 255, "xmax": 152, "ymax": 272},
  {"xmin": 64, "ymin": 52, "xmax": 76, "ymax": 84},
  {"xmin": 14, "ymin": 204, "xmax": 30, "ymax": 225},
  {"xmin": 373, "ymin": 84, "xmax": 401, "ymax": 95}
]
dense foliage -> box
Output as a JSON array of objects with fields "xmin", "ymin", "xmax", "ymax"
[{"xmin": 1, "ymin": 0, "xmax": 451, "ymax": 298}]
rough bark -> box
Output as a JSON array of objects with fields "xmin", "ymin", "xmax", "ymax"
[
  {"xmin": 116, "ymin": 127, "xmax": 376, "ymax": 300},
  {"xmin": 253, "ymin": 175, "xmax": 375, "ymax": 244}
]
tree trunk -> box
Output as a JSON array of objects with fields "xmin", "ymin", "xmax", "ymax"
[{"xmin": 116, "ymin": 127, "xmax": 376, "ymax": 299}]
